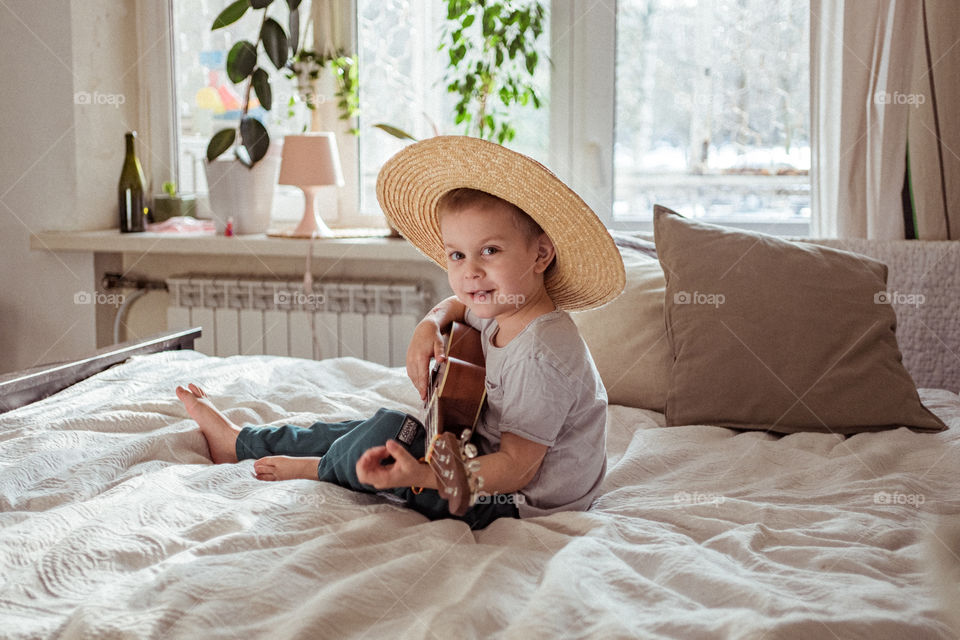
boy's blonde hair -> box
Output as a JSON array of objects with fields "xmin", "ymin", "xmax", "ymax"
[{"xmin": 437, "ymin": 188, "xmax": 545, "ymax": 243}]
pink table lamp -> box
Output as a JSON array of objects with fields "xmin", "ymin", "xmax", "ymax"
[{"xmin": 278, "ymin": 133, "xmax": 345, "ymax": 237}]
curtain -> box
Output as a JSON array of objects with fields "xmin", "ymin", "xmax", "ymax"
[
  {"xmin": 307, "ymin": 0, "xmax": 355, "ymax": 133},
  {"xmin": 810, "ymin": 0, "xmax": 957, "ymax": 239}
]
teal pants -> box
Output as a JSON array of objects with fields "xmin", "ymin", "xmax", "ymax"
[{"xmin": 235, "ymin": 408, "xmax": 519, "ymax": 529}]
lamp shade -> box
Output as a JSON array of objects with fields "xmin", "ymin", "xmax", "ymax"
[{"xmin": 278, "ymin": 133, "xmax": 344, "ymax": 187}]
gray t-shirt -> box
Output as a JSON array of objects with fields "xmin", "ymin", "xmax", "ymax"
[{"xmin": 464, "ymin": 308, "xmax": 608, "ymax": 518}]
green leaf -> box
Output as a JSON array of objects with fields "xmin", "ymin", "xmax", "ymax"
[
  {"xmin": 482, "ymin": 9, "xmax": 495, "ymax": 37},
  {"xmin": 373, "ymin": 124, "xmax": 418, "ymax": 141},
  {"xmin": 447, "ymin": 0, "xmax": 469, "ymax": 20},
  {"xmin": 495, "ymin": 47, "xmax": 504, "ymax": 66},
  {"xmin": 206, "ymin": 128, "xmax": 236, "ymax": 162},
  {"xmin": 525, "ymin": 51, "xmax": 538, "ymax": 75},
  {"xmin": 239, "ymin": 116, "xmax": 270, "ymax": 165},
  {"xmin": 226, "ymin": 40, "xmax": 258, "ymax": 83},
  {"xmin": 250, "ymin": 0, "xmax": 273, "ymax": 8},
  {"xmin": 518, "ymin": 12, "xmax": 529, "ymax": 32},
  {"xmin": 261, "ymin": 18, "xmax": 289, "ymax": 70},
  {"xmin": 212, "ymin": 0, "xmax": 249, "ymax": 30},
  {"xmin": 252, "ymin": 67, "xmax": 272, "ymax": 110}
]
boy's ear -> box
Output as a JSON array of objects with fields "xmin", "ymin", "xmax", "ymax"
[{"xmin": 533, "ymin": 233, "xmax": 556, "ymax": 274}]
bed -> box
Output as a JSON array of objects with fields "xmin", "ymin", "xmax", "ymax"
[{"xmin": 2, "ymin": 223, "xmax": 959, "ymax": 639}]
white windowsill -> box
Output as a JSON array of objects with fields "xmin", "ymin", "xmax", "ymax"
[{"xmin": 30, "ymin": 229, "xmax": 429, "ymax": 263}]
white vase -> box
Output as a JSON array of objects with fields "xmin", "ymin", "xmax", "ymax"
[{"xmin": 204, "ymin": 146, "xmax": 281, "ymax": 234}]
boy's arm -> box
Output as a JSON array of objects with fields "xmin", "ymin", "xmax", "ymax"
[
  {"xmin": 355, "ymin": 432, "xmax": 547, "ymax": 496},
  {"xmin": 468, "ymin": 432, "xmax": 548, "ymax": 494},
  {"xmin": 406, "ymin": 295, "xmax": 467, "ymax": 400}
]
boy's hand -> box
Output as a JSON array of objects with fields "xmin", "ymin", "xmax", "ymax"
[
  {"xmin": 406, "ymin": 319, "xmax": 446, "ymax": 400},
  {"xmin": 356, "ymin": 440, "xmax": 435, "ymax": 490}
]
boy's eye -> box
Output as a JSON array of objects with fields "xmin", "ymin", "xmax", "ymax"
[
  {"xmin": 448, "ymin": 251, "xmax": 465, "ymax": 261},
  {"xmin": 481, "ymin": 247, "xmax": 498, "ymax": 256}
]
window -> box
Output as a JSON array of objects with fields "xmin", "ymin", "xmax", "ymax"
[
  {"xmin": 171, "ymin": 0, "xmax": 317, "ymax": 224},
  {"xmin": 168, "ymin": 0, "xmax": 550, "ymax": 226},
  {"xmin": 163, "ymin": 0, "xmax": 806, "ymax": 234},
  {"xmin": 355, "ymin": 0, "xmax": 551, "ymax": 216},
  {"xmin": 613, "ymin": 0, "xmax": 810, "ymax": 232}
]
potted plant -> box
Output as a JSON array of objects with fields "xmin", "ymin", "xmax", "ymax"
[
  {"xmin": 203, "ymin": 0, "xmax": 303, "ymax": 234},
  {"xmin": 153, "ymin": 181, "xmax": 197, "ymax": 223},
  {"xmin": 286, "ymin": 49, "xmax": 359, "ymax": 135},
  {"xmin": 440, "ymin": 0, "xmax": 546, "ymax": 144},
  {"xmin": 375, "ymin": 0, "xmax": 546, "ymax": 145}
]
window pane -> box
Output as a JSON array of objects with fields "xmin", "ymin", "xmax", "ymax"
[
  {"xmin": 171, "ymin": 1, "xmax": 313, "ymax": 195},
  {"xmin": 356, "ymin": 0, "xmax": 551, "ymax": 215},
  {"xmin": 614, "ymin": 0, "xmax": 810, "ymax": 223}
]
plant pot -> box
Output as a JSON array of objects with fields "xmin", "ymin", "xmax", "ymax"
[
  {"xmin": 152, "ymin": 194, "xmax": 197, "ymax": 222},
  {"xmin": 204, "ymin": 150, "xmax": 281, "ymax": 234}
]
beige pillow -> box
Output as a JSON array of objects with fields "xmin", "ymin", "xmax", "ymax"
[
  {"xmin": 572, "ymin": 249, "xmax": 672, "ymax": 411},
  {"xmin": 653, "ymin": 205, "xmax": 945, "ymax": 434}
]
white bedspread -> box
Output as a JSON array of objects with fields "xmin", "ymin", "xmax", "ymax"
[{"xmin": 0, "ymin": 351, "xmax": 957, "ymax": 639}]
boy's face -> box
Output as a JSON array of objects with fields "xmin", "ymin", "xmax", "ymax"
[{"xmin": 439, "ymin": 202, "xmax": 554, "ymax": 321}]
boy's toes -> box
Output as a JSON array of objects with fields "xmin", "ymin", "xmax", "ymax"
[{"xmin": 188, "ymin": 383, "xmax": 206, "ymax": 397}]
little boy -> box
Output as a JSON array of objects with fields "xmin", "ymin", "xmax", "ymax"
[{"xmin": 177, "ymin": 136, "xmax": 625, "ymax": 529}]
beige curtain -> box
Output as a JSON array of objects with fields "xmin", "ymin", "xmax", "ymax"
[
  {"xmin": 810, "ymin": 0, "xmax": 957, "ymax": 239},
  {"xmin": 307, "ymin": 0, "xmax": 355, "ymax": 133},
  {"xmin": 907, "ymin": 1, "xmax": 958, "ymax": 239},
  {"xmin": 311, "ymin": 0, "xmax": 351, "ymax": 58}
]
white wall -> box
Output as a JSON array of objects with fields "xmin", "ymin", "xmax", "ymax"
[{"xmin": 0, "ymin": 1, "xmax": 141, "ymax": 374}]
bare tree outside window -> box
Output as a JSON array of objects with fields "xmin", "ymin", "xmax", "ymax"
[{"xmin": 615, "ymin": 0, "xmax": 810, "ymax": 224}]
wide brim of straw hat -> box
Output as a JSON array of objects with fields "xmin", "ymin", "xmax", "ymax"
[{"xmin": 376, "ymin": 136, "xmax": 625, "ymax": 311}]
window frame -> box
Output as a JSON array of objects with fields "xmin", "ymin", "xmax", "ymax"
[
  {"xmin": 554, "ymin": 0, "xmax": 811, "ymax": 236},
  {"xmin": 148, "ymin": 0, "xmax": 810, "ymax": 236}
]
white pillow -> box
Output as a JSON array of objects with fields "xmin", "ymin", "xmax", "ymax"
[{"xmin": 571, "ymin": 249, "xmax": 671, "ymax": 411}]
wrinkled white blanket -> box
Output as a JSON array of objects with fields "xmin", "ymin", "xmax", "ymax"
[{"xmin": 0, "ymin": 351, "xmax": 957, "ymax": 639}]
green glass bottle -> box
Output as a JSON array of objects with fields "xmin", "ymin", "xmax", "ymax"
[{"xmin": 118, "ymin": 131, "xmax": 147, "ymax": 233}]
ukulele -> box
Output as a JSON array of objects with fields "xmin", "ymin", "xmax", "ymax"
[{"xmin": 422, "ymin": 322, "xmax": 487, "ymax": 516}]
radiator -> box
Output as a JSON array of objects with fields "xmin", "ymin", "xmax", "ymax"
[{"xmin": 166, "ymin": 275, "xmax": 430, "ymax": 367}]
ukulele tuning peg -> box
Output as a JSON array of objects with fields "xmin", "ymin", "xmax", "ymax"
[
  {"xmin": 464, "ymin": 443, "xmax": 478, "ymax": 459},
  {"xmin": 445, "ymin": 487, "xmax": 458, "ymax": 496},
  {"xmin": 467, "ymin": 461, "xmax": 481, "ymax": 473}
]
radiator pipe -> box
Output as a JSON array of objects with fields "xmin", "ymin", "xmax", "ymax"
[
  {"xmin": 102, "ymin": 273, "xmax": 167, "ymax": 344},
  {"xmin": 113, "ymin": 288, "xmax": 148, "ymax": 345},
  {"xmin": 101, "ymin": 273, "xmax": 168, "ymax": 292}
]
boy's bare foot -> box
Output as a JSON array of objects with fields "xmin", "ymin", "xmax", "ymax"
[
  {"xmin": 176, "ymin": 383, "xmax": 241, "ymax": 464},
  {"xmin": 253, "ymin": 456, "xmax": 321, "ymax": 481}
]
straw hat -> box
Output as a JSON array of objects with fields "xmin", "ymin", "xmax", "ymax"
[{"xmin": 376, "ymin": 136, "xmax": 625, "ymax": 311}]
